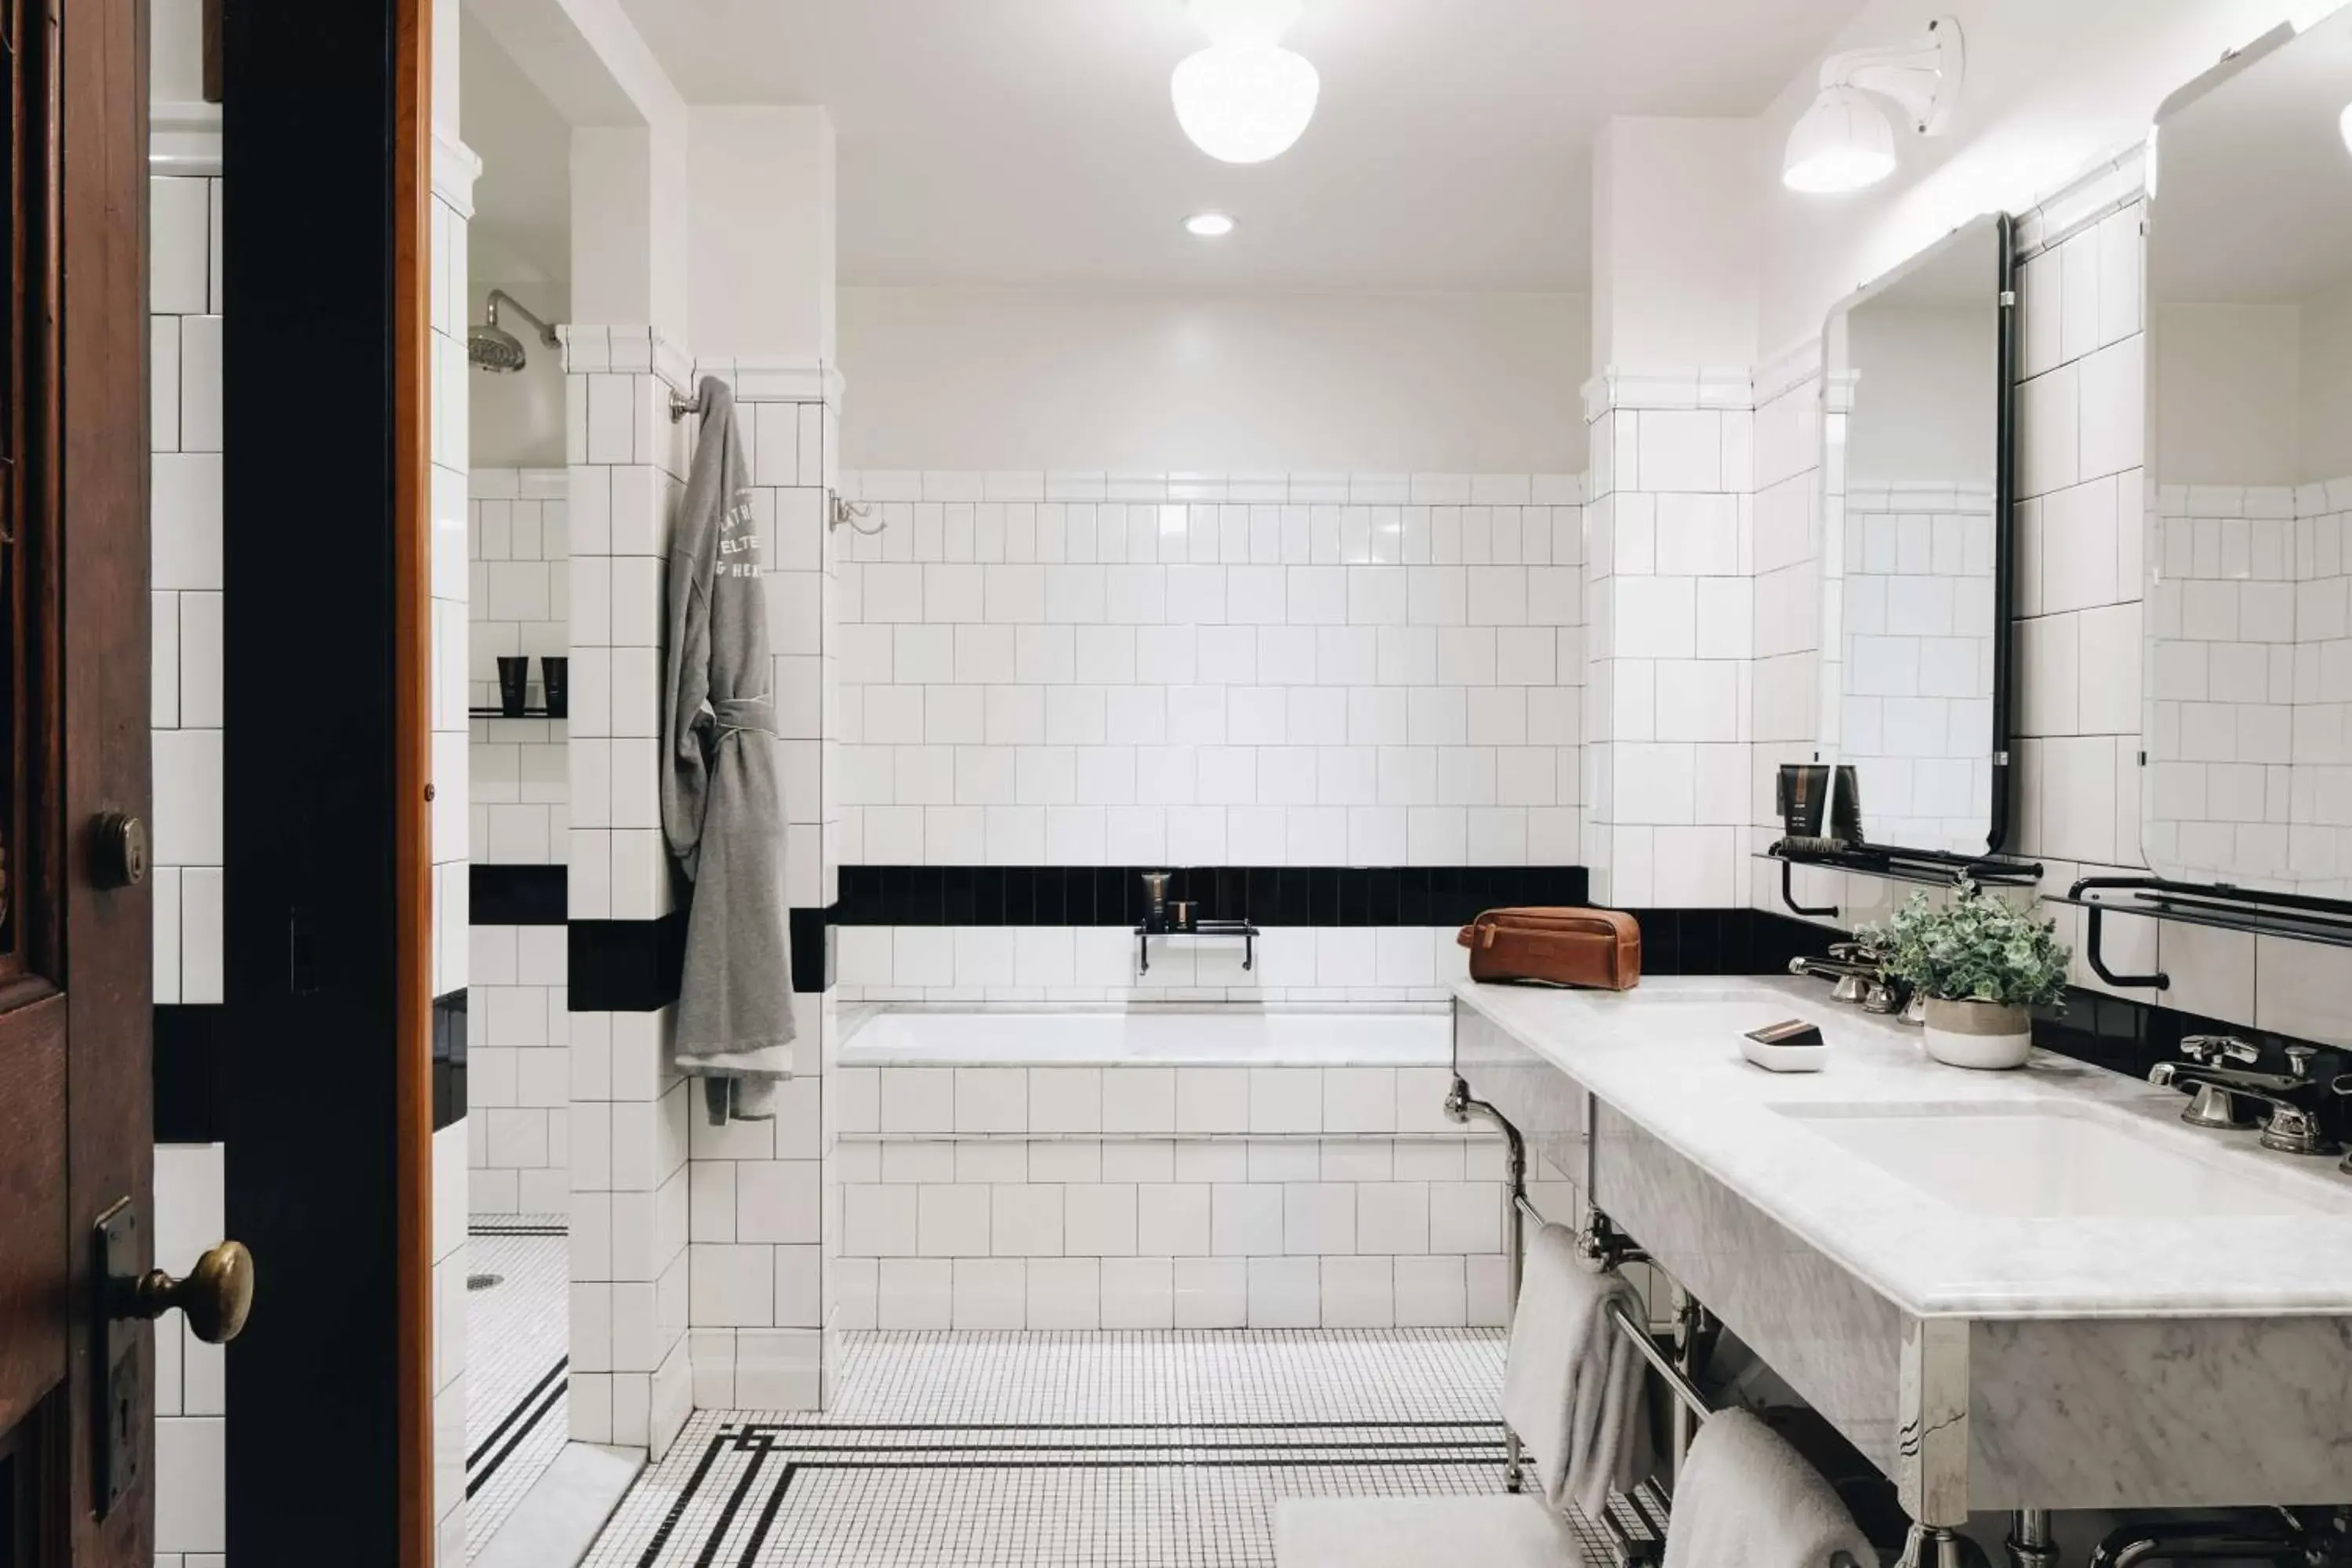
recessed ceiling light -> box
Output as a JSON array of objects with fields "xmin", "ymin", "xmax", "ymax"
[{"xmin": 1185, "ymin": 212, "xmax": 1236, "ymax": 238}]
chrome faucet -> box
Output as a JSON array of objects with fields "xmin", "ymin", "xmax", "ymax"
[
  {"xmin": 1787, "ymin": 942, "xmax": 1903, "ymax": 1014},
  {"xmin": 2151, "ymin": 1037, "xmax": 2340, "ymax": 1157}
]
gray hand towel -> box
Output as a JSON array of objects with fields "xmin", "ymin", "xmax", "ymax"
[
  {"xmin": 1661, "ymin": 1406, "xmax": 1875, "ymax": 1568},
  {"xmin": 1500, "ymin": 1221, "xmax": 1652, "ymax": 1519}
]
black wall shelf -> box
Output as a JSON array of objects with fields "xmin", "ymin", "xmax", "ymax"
[
  {"xmin": 2049, "ymin": 875, "xmax": 2352, "ymax": 992},
  {"xmin": 1762, "ymin": 840, "xmax": 2044, "ymax": 920},
  {"xmin": 1134, "ymin": 920, "xmax": 1258, "ymax": 975}
]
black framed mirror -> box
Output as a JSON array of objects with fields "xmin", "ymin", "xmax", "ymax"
[{"xmin": 1816, "ymin": 212, "xmax": 2018, "ymax": 858}]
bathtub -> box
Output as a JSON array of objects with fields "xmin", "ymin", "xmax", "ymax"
[{"xmin": 837, "ymin": 1005, "xmax": 1450, "ymax": 1067}]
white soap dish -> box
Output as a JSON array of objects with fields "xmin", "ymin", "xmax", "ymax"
[{"xmin": 1740, "ymin": 1019, "xmax": 1828, "ymax": 1073}]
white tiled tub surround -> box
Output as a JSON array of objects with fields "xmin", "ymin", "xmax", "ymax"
[
  {"xmin": 835, "ymin": 923, "xmax": 1472, "ymax": 1004},
  {"xmin": 470, "ymin": 466, "xmax": 572, "ymax": 866},
  {"xmin": 1581, "ymin": 376, "xmax": 1759, "ymax": 909},
  {"xmin": 809, "ymin": 1007, "xmax": 1508, "ymax": 1333},
  {"xmin": 830, "ymin": 470, "xmax": 1585, "ymax": 872},
  {"xmin": 2145, "ymin": 479, "xmax": 2352, "ymax": 895}
]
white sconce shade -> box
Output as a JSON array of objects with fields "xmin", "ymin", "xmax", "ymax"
[
  {"xmin": 1783, "ymin": 16, "xmax": 1964, "ymax": 194},
  {"xmin": 1171, "ymin": 44, "xmax": 1320, "ymax": 164},
  {"xmin": 2340, "ymin": 100, "xmax": 2352, "ymax": 155},
  {"xmin": 1784, "ymin": 85, "xmax": 1899, "ymax": 193}
]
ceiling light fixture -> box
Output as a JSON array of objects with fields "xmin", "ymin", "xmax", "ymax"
[
  {"xmin": 1172, "ymin": 42, "xmax": 1319, "ymax": 164},
  {"xmin": 1784, "ymin": 16, "xmax": 1965, "ymax": 194},
  {"xmin": 1185, "ymin": 211, "xmax": 1237, "ymax": 238}
]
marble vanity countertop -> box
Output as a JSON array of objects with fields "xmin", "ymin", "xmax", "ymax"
[{"xmin": 1455, "ymin": 975, "xmax": 2352, "ymax": 1319}]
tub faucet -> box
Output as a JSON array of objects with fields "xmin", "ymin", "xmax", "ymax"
[{"xmin": 2151, "ymin": 1038, "xmax": 2339, "ymax": 1156}]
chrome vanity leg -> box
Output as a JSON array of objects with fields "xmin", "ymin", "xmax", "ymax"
[
  {"xmin": 1446, "ymin": 1076, "xmax": 1527, "ymax": 1494},
  {"xmin": 2005, "ymin": 1509, "xmax": 2058, "ymax": 1568}
]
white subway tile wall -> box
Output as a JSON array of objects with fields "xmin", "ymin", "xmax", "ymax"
[
  {"xmin": 830, "ymin": 471, "xmax": 1585, "ymax": 872},
  {"xmin": 835, "ymin": 923, "xmax": 1471, "ymax": 1005},
  {"xmin": 470, "ymin": 466, "xmax": 572, "ymax": 866},
  {"xmin": 154, "ymin": 1144, "xmax": 227, "ymax": 1562},
  {"xmin": 1838, "ymin": 485, "xmax": 1998, "ymax": 851},
  {"xmin": 151, "ymin": 171, "xmax": 225, "ymax": 1005},
  {"xmin": 468, "ymin": 924, "xmax": 572, "ymax": 1214},
  {"xmin": 2145, "ymin": 479, "xmax": 2351, "ymax": 893}
]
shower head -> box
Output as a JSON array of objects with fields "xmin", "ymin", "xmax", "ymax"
[
  {"xmin": 469, "ymin": 323, "xmax": 528, "ymax": 372},
  {"xmin": 468, "ymin": 289, "xmax": 561, "ymax": 373}
]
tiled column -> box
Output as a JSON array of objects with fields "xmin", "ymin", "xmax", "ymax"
[
  {"xmin": 677, "ymin": 358, "xmax": 839, "ymax": 1409},
  {"xmin": 1581, "ymin": 372, "xmax": 1756, "ymax": 907},
  {"xmin": 1747, "ymin": 350, "xmax": 1832, "ymax": 921},
  {"xmin": 149, "ymin": 89, "xmax": 227, "ymax": 1568},
  {"xmin": 428, "ymin": 117, "xmax": 478, "ymax": 1563},
  {"xmin": 565, "ymin": 325, "xmax": 697, "ymax": 1456}
]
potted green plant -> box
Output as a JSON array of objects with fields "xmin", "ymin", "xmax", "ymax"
[{"xmin": 1860, "ymin": 887, "xmax": 2071, "ymax": 1069}]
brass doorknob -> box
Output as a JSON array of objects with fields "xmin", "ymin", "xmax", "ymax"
[{"xmin": 127, "ymin": 1240, "xmax": 254, "ymax": 1344}]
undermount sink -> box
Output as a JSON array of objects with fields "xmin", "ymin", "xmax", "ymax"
[{"xmin": 1773, "ymin": 1102, "xmax": 2330, "ymax": 1219}]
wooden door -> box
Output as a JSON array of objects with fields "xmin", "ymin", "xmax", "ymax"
[{"xmin": 0, "ymin": 0, "xmax": 162, "ymax": 1563}]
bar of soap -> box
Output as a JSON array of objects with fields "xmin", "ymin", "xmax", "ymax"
[{"xmin": 1740, "ymin": 1018, "xmax": 1828, "ymax": 1072}]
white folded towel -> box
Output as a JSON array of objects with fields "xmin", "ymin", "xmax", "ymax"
[
  {"xmin": 1661, "ymin": 1406, "xmax": 1876, "ymax": 1568},
  {"xmin": 1500, "ymin": 1221, "xmax": 1652, "ymax": 1519}
]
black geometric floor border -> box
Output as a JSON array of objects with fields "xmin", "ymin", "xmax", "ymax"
[{"xmin": 630, "ymin": 1420, "xmax": 1514, "ymax": 1568}]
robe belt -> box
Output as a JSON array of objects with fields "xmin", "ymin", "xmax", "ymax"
[{"xmin": 710, "ymin": 693, "xmax": 779, "ymax": 742}]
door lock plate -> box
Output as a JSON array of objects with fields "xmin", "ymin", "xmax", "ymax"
[{"xmin": 93, "ymin": 1198, "xmax": 142, "ymax": 1518}]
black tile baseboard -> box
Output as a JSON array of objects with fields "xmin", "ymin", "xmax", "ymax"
[
  {"xmin": 471, "ymin": 863, "xmax": 567, "ymax": 926},
  {"xmin": 833, "ymin": 864, "xmax": 1592, "ymax": 931}
]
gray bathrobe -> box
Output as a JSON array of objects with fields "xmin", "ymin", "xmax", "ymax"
[{"xmin": 662, "ymin": 376, "xmax": 795, "ymax": 1124}]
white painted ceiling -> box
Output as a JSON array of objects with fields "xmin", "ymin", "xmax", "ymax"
[
  {"xmin": 611, "ymin": 0, "xmax": 1864, "ymax": 291},
  {"xmin": 2152, "ymin": 7, "xmax": 2352, "ymax": 304}
]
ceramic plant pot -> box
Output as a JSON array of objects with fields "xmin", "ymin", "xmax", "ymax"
[{"xmin": 1922, "ymin": 997, "xmax": 2032, "ymax": 1070}]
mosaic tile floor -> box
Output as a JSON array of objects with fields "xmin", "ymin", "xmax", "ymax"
[
  {"xmin": 584, "ymin": 1328, "xmax": 1611, "ymax": 1567},
  {"xmin": 464, "ymin": 1216, "xmax": 569, "ymax": 1558}
]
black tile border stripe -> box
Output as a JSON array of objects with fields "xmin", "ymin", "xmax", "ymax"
[
  {"xmin": 470, "ymin": 863, "xmax": 567, "ymax": 926},
  {"xmin": 154, "ymin": 1004, "xmax": 225, "ymax": 1145},
  {"xmin": 833, "ymin": 864, "xmax": 1592, "ymax": 930},
  {"xmin": 568, "ymin": 913, "xmax": 689, "ymax": 1013}
]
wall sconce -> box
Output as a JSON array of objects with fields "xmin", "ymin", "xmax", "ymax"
[{"xmin": 1784, "ymin": 16, "xmax": 1965, "ymax": 194}]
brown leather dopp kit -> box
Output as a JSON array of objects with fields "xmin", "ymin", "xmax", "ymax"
[{"xmin": 1455, "ymin": 907, "xmax": 1642, "ymax": 990}]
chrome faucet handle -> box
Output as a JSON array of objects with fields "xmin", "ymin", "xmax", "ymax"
[
  {"xmin": 2284, "ymin": 1044, "xmax": 2320, "ymax": 1082},
  {"xmin": 2180, "ymin": 1035, "xmax": 2259, "ymax": 1068}
]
